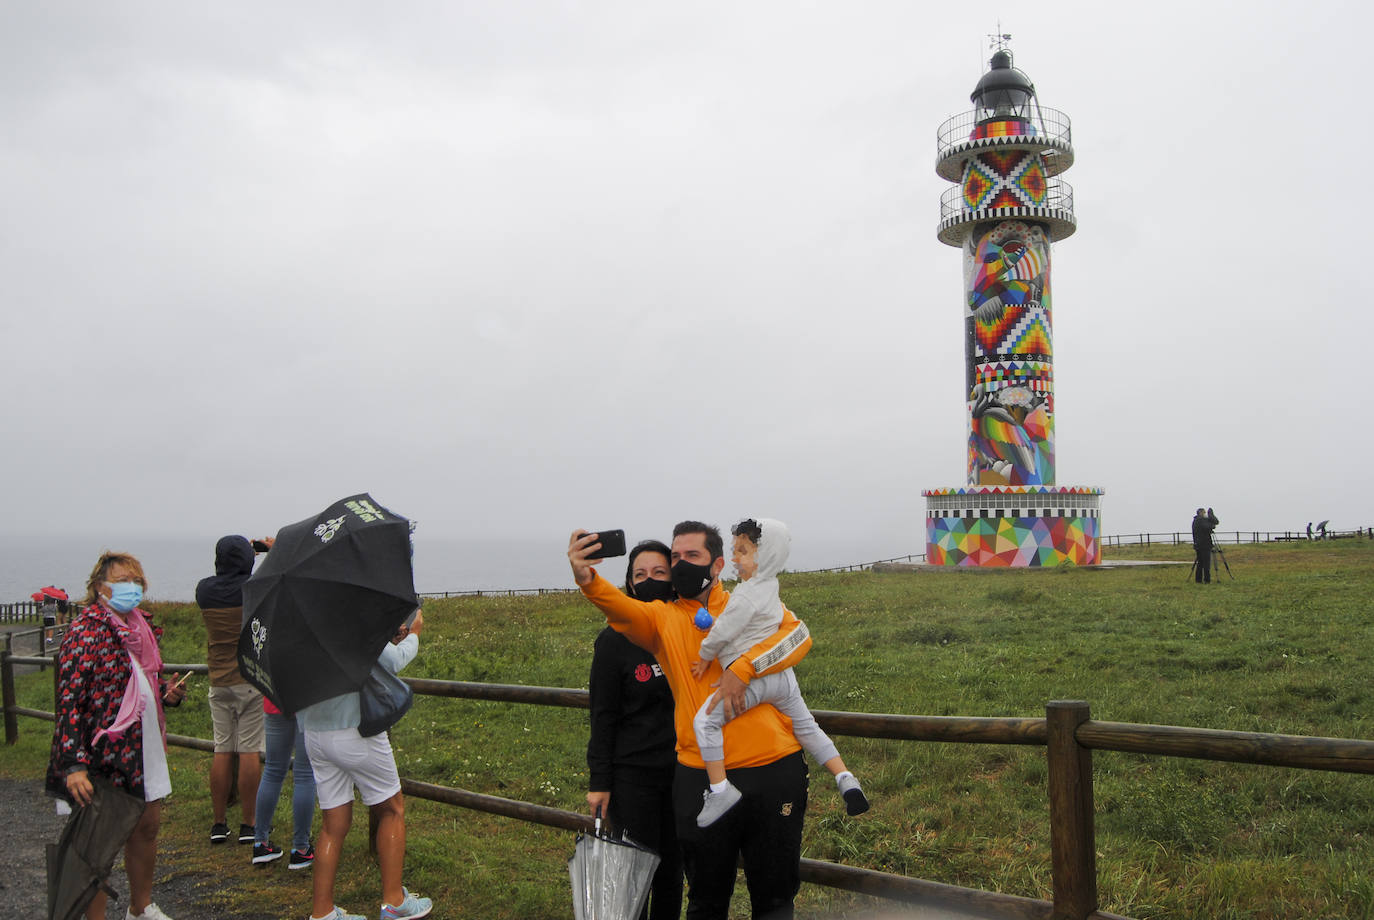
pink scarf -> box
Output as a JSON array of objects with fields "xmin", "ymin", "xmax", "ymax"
[{"xmin": 93, "ymin": 605, "xmax": 166, "ymax": 745}]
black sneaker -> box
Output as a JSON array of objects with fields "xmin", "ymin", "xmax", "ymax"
[
  {"xmin": 238, "ymin": 823, "xmax": 255, "ymax": 844},
  {"xmin": 251, "ymin": 842, "xmax": 283, "ymax": 865},
  {"xmin": 288, "ymin": 845, "xmax": 315, "ymax": 870},
  {"xmin": 209, "ymin": 822, "xmax": 230, "ymax": 844}
]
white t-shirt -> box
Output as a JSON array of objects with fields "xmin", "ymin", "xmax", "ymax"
[{"xmin": 131, "ymin": 655, "xmax": 172, "ymax": 802}]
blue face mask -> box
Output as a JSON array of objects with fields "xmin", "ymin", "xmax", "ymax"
[{"xmin": 105, "ymin": 581, "xmax": 144, "ymax": 613}]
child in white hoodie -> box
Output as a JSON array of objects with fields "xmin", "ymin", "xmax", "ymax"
[{"xmin": 689, "ymin": 517, "xmax": 869, "ymax": 827}]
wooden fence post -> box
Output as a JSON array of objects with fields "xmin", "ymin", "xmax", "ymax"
[
  {"xmin": 1, "ymin": 650, "xmax": 16, "ymax": 745},
  {"xmin": 1047, "ymin": 700, "xmax": 1097, "ymax": 920}
]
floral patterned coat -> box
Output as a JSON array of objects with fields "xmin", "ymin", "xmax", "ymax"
[{"xmin": 45, "ymin": 603, "xmax": 174, "ymax": 802}]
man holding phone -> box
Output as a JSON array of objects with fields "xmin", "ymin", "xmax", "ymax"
[{"xmin": 568, "ymin": 522, "xmax": 813, "ymax": 920}]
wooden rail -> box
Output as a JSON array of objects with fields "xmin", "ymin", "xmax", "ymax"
[{"xmin": 7, "ymin": 654, "xmax": 1374, "ymax": 919}]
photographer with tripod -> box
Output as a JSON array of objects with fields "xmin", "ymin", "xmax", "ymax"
[{"xmin": 1191, "ymin": 507, "xmax": 1220, "ymax": 584}]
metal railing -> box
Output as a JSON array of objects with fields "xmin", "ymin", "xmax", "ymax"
[
  {"xmin": 938, "ymin": 177, "xmax": 1075, "ymax": 225},
  {"xmin": 418, "ymin": 587, "xmax": 578, "ymax": 600},
  {"xmin": 937, "ymin": 107, "xmax": 1074, "ymax": 163},
  {"xmin": 1100, "ymin": 529, "xmax": 1370, "ymax": 547},
  {"xmin": 9, "ymin": 653, "xmax": 1374, "ymax": 919}
]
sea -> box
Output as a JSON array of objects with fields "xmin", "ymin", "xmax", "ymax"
[{"xmin": 0, "ymin": 532, "xmax": 914, "ymax": 604}]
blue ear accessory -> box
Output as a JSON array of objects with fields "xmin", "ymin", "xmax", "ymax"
[{"xmin": 693, "ymin": 607, "xmax": 714, "ymax": 631}]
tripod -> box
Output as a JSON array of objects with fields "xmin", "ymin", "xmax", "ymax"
[{"xmin": 1186, "ymin": 544, "xmax": 1234, "ymax": 582}]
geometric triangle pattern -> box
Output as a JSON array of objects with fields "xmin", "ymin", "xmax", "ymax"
[
  {"xmin": 1015, "ymin": 159, "xmax": 1048, "ymax": 204},
  {"xmin": 973, "ymin": 303, "xmax": 1027, "ymax": 352},
  {"xmin": 1004, "ymin": 310, "xmax": 1053, "ymax": 357},
  {"xmin": 974, "ymin": 360, "xmax": 1054, "ymax": 392},
  {"xmin": 925, "ymin": 514, "xmax": 1101, "ymax": 567},
  {"xmin": 963, "ymin": 159, "xmax": 998, "ymax": 210},
  {"xmin": 960, "ymin": 149, "xmax": 1049, "ymax": 214}
]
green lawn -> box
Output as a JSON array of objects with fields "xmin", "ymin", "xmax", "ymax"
[{"xmin": 4, "ymin": 539, "xmax": 1373, "ymax": 919}]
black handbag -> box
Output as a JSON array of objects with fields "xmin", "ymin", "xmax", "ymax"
[{"xmin": 357, "ymin": 663, "xmax": 414, "ymax": 737}]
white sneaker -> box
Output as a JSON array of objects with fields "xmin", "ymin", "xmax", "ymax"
[
  {"xmin": 126, "ymin": 904, "xmax": 173, "ymax": 920},
  {"xmin": 696, "ymin": 781, "xmax": 742, "ymax": 827},
  {"xmin": 310, "ymin": 909, "xmax": 365, "ymax": 920}
]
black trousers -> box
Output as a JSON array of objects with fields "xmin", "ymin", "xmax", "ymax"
[
  {"xmin": 1194, "ymin": 543, "xmax": 1212, "ymax": 582},
  {"xmin": 673, "ymin": 751, "xmax": 809, "ymax": 920},
  {"xmin": 608, "ymin": 771, "xmax": 683, "ymax": 920}
]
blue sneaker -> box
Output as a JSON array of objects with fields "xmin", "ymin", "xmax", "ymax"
[
  {"xmin": 310, "ymin": 909, "xmax": 364, "ymax": 920},
  {"xmin": 380, "ymin": 888, "xmax": 433, "ymax": 920}
]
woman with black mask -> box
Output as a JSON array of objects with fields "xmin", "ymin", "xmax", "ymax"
[{"xmin": 585, "ymin": 539, "xmax": 682, "ymax": 920}]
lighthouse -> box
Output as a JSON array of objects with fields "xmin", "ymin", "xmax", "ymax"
[{"xmin": 923, "ymin": 44, "xmax": 1103, "ymax": 566}]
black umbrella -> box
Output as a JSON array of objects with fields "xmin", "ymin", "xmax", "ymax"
[
  {"xmin": 47, "ymin": 774, "xmax": 148, "ymax": 920},
  {"xmin": 237, "ymin": 493, "xmax": 418, "ymax": 714}
]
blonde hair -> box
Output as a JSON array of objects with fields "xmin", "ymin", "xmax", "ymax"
[{"xmin": 81, "ymin": 552, "xmax": 147, "ymax": 607}]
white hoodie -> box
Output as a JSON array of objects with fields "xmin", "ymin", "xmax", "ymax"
[{"xmin": 697, "ymin": 518, "xmax": 791, "ymax": 666}]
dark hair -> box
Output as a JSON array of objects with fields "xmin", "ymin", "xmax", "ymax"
[
  {"xmin": 730, "ymin": 518, "xmax": 762, "ymax": 545},
  {"xmin": 624, "ymin": 539, "xmax": 672, "ymax": 594},
  {"xmin": 671, "ymin": 520, "xmax": 724, "ymax": 562}
]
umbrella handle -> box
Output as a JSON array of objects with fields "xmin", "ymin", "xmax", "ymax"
[{"xmin": 593, "ymin": 805, "xmax": 602, "ymax": 838}]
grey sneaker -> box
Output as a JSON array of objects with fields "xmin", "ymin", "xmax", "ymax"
[
  {"xmin": 837, "ymin": 773, "xmax": 870, "ymax": 816},
  {"xmin": 380, "ymin": 888, "xmax": 433, "ymax": 919},
  {"xmin": 695, "ymin": 781, "xmax": 742, "ymax": 827}
]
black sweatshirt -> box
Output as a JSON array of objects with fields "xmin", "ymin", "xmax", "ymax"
[{"xmin": 587, "ymin": 626, "xmax": 677, "ymax": 792}]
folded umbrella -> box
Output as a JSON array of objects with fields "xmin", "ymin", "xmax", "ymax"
[
  {"xmin": 47, "ymin": 773, "xmax": 147, "ymax": 920},
  {"xmin": 569, "ymin": 812, "xmax": 661, "ymax": 920},
  {"xmin": 237, "ymin": 493, "xmax": 418, "ymax": 714}
]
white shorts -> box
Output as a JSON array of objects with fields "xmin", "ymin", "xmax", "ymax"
[{"xmin": 304, "ymin": 727, "xmax": 401, "ymax": 810}]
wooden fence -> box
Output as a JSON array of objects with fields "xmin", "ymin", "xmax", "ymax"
[{"xmin": 6, "ymin": 652, "xmax": 1374, "ymax": 919}]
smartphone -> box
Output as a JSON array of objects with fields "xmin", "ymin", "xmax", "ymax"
[
  {"xmin": 585, "ymin": 529, "xmax": 627, "ymax": 559},
  {"xmin": 251, "ymin": 539, "xmax": 271, "ymax": 553}
]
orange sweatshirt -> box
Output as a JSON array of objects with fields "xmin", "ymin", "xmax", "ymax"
[{"xmin": 581, "ymin": 572, "xmax": 813, "ymax": 770}]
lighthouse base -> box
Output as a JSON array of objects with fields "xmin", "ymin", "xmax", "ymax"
[{"xmin": 922, "ymin": 486, "xmax": 1104, "ymax": 567}]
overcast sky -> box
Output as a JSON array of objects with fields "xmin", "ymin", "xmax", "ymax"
[{"xmin": 3, "ymin": 1, "xmax": 1370, "ymax": 563}]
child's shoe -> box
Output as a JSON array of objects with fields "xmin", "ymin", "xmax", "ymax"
[
  {"xmin": 836, "ymin": 772, "xmax": 870, "ymax": 816},
  {"xmin": 380, "ymin": 888, "xmax": 433, "ymax": 919},
  {"xmin": 696, "ymin": 781, "xmax": 742, "ymax": 827}
]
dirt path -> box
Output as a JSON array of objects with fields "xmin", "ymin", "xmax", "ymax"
[{"xmin": 1, "ymin": 777, "xmax": 274, "ymax": 919}]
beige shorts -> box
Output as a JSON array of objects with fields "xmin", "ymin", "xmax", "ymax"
[{"xmin": 208, "ymin": 684, "xmax": 265, "ymax": 753}]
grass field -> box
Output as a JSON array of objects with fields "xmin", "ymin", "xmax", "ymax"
[{"xmin": 4, "ymin": 538, "xmax": 1373, "ymax": 919}]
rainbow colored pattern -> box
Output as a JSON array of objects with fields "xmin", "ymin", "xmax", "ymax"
[
  {"xmin": 970, "ymin": 119, "xmax": 1036, "ymax": 139},
  {"xmin": 961, "ymin": 150, "xmax": 1048, "ymax": 211},
  {"xmin": 926, "ymin": 515, "xmax": 1100, "ymax": 566}
]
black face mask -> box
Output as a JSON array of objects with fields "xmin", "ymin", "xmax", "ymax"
[
  {"xmin": 671, "ymin": 559, "xmax": 715, "ymax": 599},
  {"xmin": 631, "ymin": 578, "xmax": 674, "ymax": 602}
]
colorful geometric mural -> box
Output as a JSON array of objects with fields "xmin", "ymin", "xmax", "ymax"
[
  {"xmin": 960, "ymin": 149, "xmax": 1048, "ymax": 212},
  {"xmin": 926, "ymin": 514, "xmax": 1100, "ymax": 566},
  {"xmin": 964, "ymin": 220, "xmax": 1054, "ymax": 486},
  {"xmin": 929, "ymin": 50, "xmax": 1094, "ymax": 569},
  {"xmin": 969, "ymin": 118, "xmax": 1037, "ymax": 140}
]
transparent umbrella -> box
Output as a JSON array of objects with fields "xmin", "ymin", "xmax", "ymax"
[{"xmin": 569, "ymin": 812, "xmax": 661, "ymax": 920}]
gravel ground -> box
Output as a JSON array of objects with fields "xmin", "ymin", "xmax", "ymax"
[{"xmin": 2, "ymin": 777, "xmax": 274, "ymax": 920}]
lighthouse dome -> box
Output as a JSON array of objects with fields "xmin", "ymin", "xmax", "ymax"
[{"xmin": 971, "ymin": 50, "xmax": 1036, "ymax": 117}]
